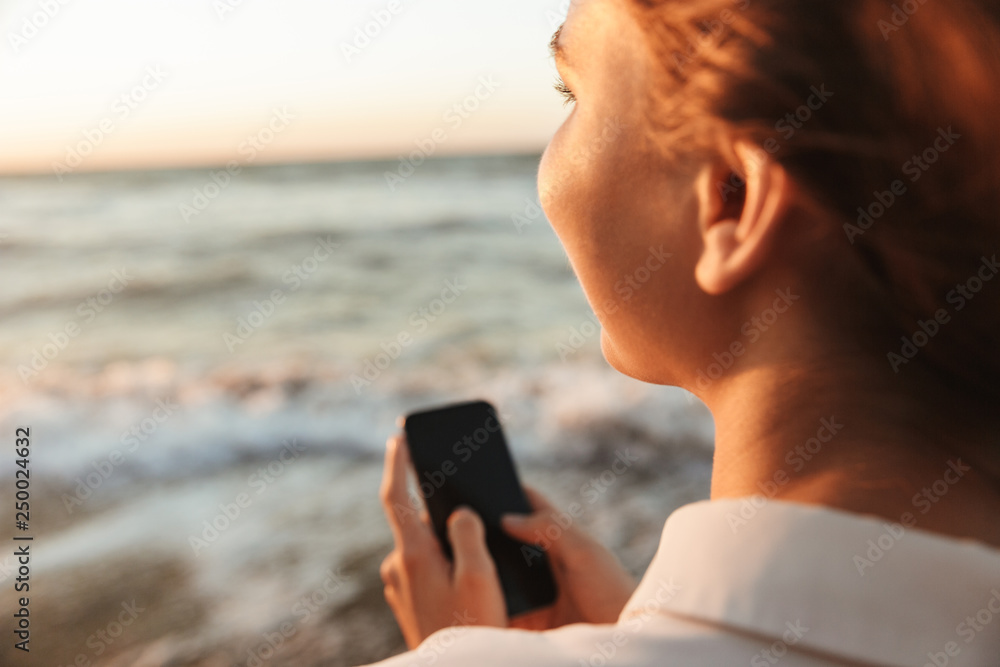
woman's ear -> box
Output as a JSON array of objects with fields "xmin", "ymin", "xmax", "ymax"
[{"xmin": 694, "ymin": 142, "xmax": 793, "ymax": 295}]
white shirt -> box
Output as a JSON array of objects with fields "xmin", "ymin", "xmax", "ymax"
[{"xmin": 363, "ymin": 498, "xmax": 1000, "ymax": 666}]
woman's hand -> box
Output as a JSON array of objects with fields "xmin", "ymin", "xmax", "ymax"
[
  {"xmin": 501, "ymin": 486, "xmax": 638, "ymax": 630},
  {"xmin": 379, "ymin": 435, "xmax": 507, "ymax": 648},
  {"xmin": 378, "ymin": 432, "xmax": 638, "ymax": 645}
]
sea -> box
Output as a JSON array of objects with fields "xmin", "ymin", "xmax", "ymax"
[{"xmin": 0, "ymin": 154, "xmax": 714, "ymax": 666}]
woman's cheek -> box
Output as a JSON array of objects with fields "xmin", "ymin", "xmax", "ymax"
[{"xmin": 537, "ymin": 122, "xmax": 576, "ymax": 232}]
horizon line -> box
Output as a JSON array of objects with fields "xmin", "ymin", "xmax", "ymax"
[{"xmin": 0, "ymin": 146, "xmax": 547, "ymax": 180}]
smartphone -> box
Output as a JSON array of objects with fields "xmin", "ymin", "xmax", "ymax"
[{"xmin": 402, "ymin": 399, "xmax": 557, "ymax": 617}]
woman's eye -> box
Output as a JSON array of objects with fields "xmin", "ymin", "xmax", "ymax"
[{"xmin": 554, "ymin": 76, "xmax": 576, "ymax": 105}]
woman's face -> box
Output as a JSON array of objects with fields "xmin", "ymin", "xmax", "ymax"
[{"xmin": 538, "ymin": 0, "xmax": 730, "ymax": 387}]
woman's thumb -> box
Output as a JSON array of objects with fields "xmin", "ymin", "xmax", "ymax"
[{"xmin": 447, "ymin": 507, "xmax": 498, "ymax": 582}]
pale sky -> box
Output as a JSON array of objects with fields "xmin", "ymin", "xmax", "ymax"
[{"xmin": 0, "ymin": 0, "xmax": 572, "ymax": 173}]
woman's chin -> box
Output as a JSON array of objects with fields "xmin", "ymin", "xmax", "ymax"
[{"xmin": 599, "ymin": 328, "xmax": 672, "ymax": 386}]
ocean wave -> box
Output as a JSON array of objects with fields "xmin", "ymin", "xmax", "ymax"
[{"xmin": 0, "ymin": 356, "xmax": 714, "ymax": 489}]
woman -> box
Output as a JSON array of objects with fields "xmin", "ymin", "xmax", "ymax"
[{"xmin": 368, "ymin": 0, "xmax": 1000, "ymax": 664}]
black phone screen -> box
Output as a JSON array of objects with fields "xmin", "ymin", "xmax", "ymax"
[{"xmin": 403, "ymin": 399, "xmax": 557, "ymax": 617}]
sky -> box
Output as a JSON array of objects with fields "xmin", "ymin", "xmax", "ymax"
[{"xmin": 0, "ymin": 0, "xmax": 572, "ymax": 174}]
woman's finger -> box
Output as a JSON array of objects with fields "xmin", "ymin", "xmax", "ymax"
[
  {"xmin": 499, "ymin": 510, "xmax": 552, "ymax": 546},
  {"xmin": 521, "ymin": 484, "xmax": 558, "ymax": 513},
  {"xmin": 501, "ymin": 493, "xmax": 582, "ymax": 553},
  {"xmin": 508, "ymin": 607, "xmax": 555, "ymax": 631},
  {"xmin": 380, "ymin": 551, "xmax": 399, "ymax": 586},
  {"xmin": 379, "ymin": 434, "xmax": 432, "ymax": 547},
  {"xmin": 447, "ymin": 507, "xmax": 498, "ymax": 585}
]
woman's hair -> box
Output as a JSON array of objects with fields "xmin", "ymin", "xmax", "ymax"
[{"xmin": 628, "ymin": 0, "xmax": 1000, "ymax": 411}]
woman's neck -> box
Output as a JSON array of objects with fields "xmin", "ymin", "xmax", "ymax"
[{"xmin": 703, "ymin": 361, "xmax": 1000, "ymax": 549}]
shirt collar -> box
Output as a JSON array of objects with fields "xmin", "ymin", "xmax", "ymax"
[{"xmin": 620, "ymin": 498, "xmax": 1000, "ymax": 666}]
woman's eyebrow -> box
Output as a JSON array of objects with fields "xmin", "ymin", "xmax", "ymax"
[{"xmin": 549, "ymin": 23, "xmax": 570, "ymax": 66}]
